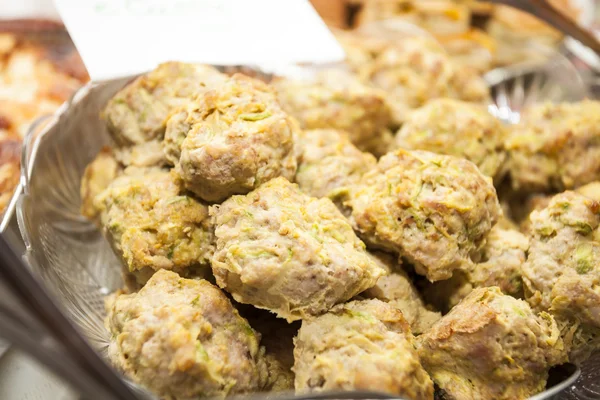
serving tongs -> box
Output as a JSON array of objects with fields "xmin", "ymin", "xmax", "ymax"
[{"xmin": 483, "ymin": 0, "xmax": 600, "ymax": 56}]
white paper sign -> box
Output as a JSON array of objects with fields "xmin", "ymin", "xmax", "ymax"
[
  {"xmin": 53, "ymin": 0, "xmax": 345, "ymax": 81},
  {"xmin": 0, "ymin": 0, "xmax": 60, "ymax": 20}
]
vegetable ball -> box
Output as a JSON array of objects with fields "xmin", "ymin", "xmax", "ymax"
[
  {"xmin": 417, "ymin": 287, "xmax": 566, "ymax": 400},
  {"xmin": 210, "ymin": 177, "xmax": 384, "ymax": 321},
  {"xmin": 103, "ymin": 62, "xmax": 226, "ymax": 167},
  {"xmin": 348, "ymin": 149, "xmax": 501, "ymax": 281},
  {"xmin": 165, "ymin": 73, "xmax": 298, "ymax": 202},
  {"xmin": 361, "ymin": 36, "xmax": 489, "ymax": 125},
  {"xmin": 395, "ymin": 98, "xmax": 507, "ymax": 180},
  {"xmin": 506, "ymin": 101, "xmax": 600, "ymax": 192},
  {"xmin": 272, "ymin": 68, "xmax": 393, "ymax": 156},
  {"xmin": 95, "ymin": 168, "xmax": 214, "ymax": 287},
  {"xmin": 106, "ymin": 270, "xmax": 268, "ymax": 399},
  {"xmin": 294, "ymin": 299, "xmax": 434, "ymax": 400},
  {"xmin": 523, "ymin": 191, "xmax": 600, "ymax": 362}
]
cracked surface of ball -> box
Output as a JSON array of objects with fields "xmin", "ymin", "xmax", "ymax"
[
  {"xmin": 294, "ymin": 299, "xmax": 434, "ymax": 400},
  {"xmin": 210, "ymin": 177, "xmax": 384, "ymax": 321},
  {"xmin": 95, "ymin": 168, "xmax": 214, "ymax": 287},
  {"xmin": 523, "ymin": 191, "xmax": 600, "ymax": 362},
  {"xmin": 165, "ymin": 74, "xmax": 297, "ymax": 202},
  {"xmin": 348, "ymin": 149, "xmax": 501, "ymax": 282},
  {"xmin": 417, "ymin": 287, "xmax": 566, "ymax": 400}
]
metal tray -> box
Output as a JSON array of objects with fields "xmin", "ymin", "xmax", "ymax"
[{"xmin": 9, "ymin": 70, "xmax": 598, "ymax": 399}]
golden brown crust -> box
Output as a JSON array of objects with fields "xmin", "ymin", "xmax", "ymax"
[{"xmin": 417, "ymin": 287, "xmax": 566, "ymax": 400}]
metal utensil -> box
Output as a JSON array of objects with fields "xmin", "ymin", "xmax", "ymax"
[
  {"xmin": 484, "ymin": 0, "xmax": 600, "ymax": 56},
  {"xmin": 485, "ymin": 44, "xmax": 588, "ymax": 123}
]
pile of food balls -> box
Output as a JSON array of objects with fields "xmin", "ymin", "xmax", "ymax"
[{"xmin": 81, "ymin": 34, "xmax": 600, "ymax": 400}]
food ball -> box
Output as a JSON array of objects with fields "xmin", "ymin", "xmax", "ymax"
[
  {"xmin": 423, "ymin": 225, "xmax": 528, "ymax": 312},
  {"xmin": 417, "ymin": 287, "xmax": 566, "ymax": 400},
  {"xmin": 523, "ymin": 191, "xmax": 600, "ymax": 362},
  {"xmin": 272, "ymin": 68, "xmax": 392, "ymax": 155},
  {"xmin": 295, "ymin": 129, "xmax": 376, "ymax": 205},
  {"xmin": 95, "ymin": 168, "xmax": 214, "ymax": 287},
  {"xmin": 210, "ymin": 177, "xmax": 385, "ymax": 321},
  {"xmin": 360, "ymin": 37, "xmax": 452, "ymax": 126},
  {"xmin": 361, "ymin": 251, "xmax": 440, "ymax": 334},
  {"xmin": 106, "ymin": 270, "xmax": 268, "ymax": 399},
  {"xmin": 395, "ymin": 98, "xmax": 507, "ymax": 179},
  {"xmin": 447, "ymin": 64, "xmax": 491, "ymax": 104},
  {"xmin": 165, "ymin": 73, "xmax": 298, "ymax": 202},
  {"xmin": 294, "ymin": 299, "xmax": 433, "ymax": 399},
  {"xmin": 513, "ymin": 182, "xmax": 600, "ymax": 235},
  {"xmin": 80, "ymin": 147, "xmax": 121, "ymax": 222},
  {"xmin": 361, "ymin": 36, "xmax": 489, "ymax": 126},
  {"xmin": 348, "ymin": 149, "xmax": 501, "ymax": 282},
  {"xmin": 506, "ymin": 101, "xmax": 600, "ymax": 192},
  {"xmin": 103, "ymin": 62, "xmax": 226, "ymax": 166},
  {"xmin": 103, "ymin": 62, "xmax": 225, "ymax": 146}
]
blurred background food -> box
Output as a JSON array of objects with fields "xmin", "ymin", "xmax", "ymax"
[
  {"xmin": 314, "ymin": 0, "xmax": 583, "ymax": 70},
  {"xmin": 0, "ymin": 20, "xmax": 88, "ymax": 213}
]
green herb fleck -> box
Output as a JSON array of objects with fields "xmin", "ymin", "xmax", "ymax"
[
  {"xmin": 574, "ymin": 222, "xmax": 593, "ymax": 236},
  {"xmin": 411, "ymin": 178, "xmax": 423, "ymax": 202},
  {"xmin": 344, "ymin": 309, "xmax": 376, "ymax": 322},
  {"xmin": 513, "ymin": 306, "xmax": 526, "ymax": 317},
  {"xmin": 241, "ymin": 322, "xmax": 255, "ymax": 338},
  {"xmin": 575, "ymin": 244, "xmax": 594, "ymax": 274},
  {"xmin": 166, "ymin": 196, "xmax": 188, "ymax": 205},
  {"xmin": 195, "ymin": 341, "xmax": 209, "ymax": 362},
  {"xmin": 240, "ymin": 111, "xmax": 271, "ymax": 121},
  {"xmin": 538, "ymin": 226, "xmax": 555, "ymax": 237},
  {"xmin": 191, "ymin": 295, "xmax": 200, "ymax": 306}
]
